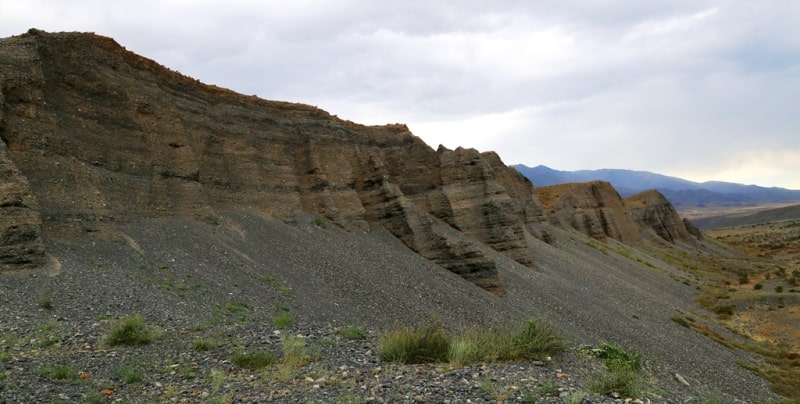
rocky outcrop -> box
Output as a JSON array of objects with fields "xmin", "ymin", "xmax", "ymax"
[
  {"xmin": 682, "ymin": 218, "xmax": 703, "ymax": 239},
  {"xmin": 535, "ymin": 181, "xmax": 642, "ymax": 243},
  {"xmin": 626, "ymin": 190, "xmax": 698, "ymax": 243},
  {"xmin": 0, "ymin": 137, "xmax": 46, "ymax": 269},
  {"xmin": 0, "ymin": 30, "xmax": 545, "ymax": 293}
]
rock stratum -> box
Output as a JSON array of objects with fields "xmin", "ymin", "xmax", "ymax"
[
  {"xmin": 0, "ymin": 30, "xmax": 698, "ymax": 283},
  {"xmin": 0, "ymin": 30, "xmax": 555, "ymax": 294}
]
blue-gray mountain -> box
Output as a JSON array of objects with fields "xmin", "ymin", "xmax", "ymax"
[{"xmin": 513, "ymin": 164, "xmax": 800, "ymax": 208}]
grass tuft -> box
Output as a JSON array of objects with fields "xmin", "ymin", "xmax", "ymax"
[
  {"xmin": 379, "ymin": 319, "xmax": 565, "ymax": 366},
  {"xmin": 231, "ymin": 349, "xmax": 278, "ymax": 370},
  {"xmin": 103, "ymin": 314, "xmax": 161, "ymax": 347},
  {"xmin": 336, "ymin": 325, "xmax": 368, "ymax": 340}
]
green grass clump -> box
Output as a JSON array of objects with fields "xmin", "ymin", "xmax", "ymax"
[
  {"xmin": 231, "ymin": 349, "xmax": 278, "ymax": 370},
  {"xmin": 588, "ymin": 343, "xmax": 645, "ymax": 398},
  {"xmin": 273, "ymin": 313, "xmax": 294, "ymax": 329},
  {"xmin": 336, "ymin": 325, "xmax": 368, "ymax": 340},
  {"xmin": 378, "ymin": 322, "xmax": 450, "ymax": 364},
  {"xmin": 379, "ymin": 319, "xmax": 565, "ymax": 366},
  {"xmin": 192, "ymin": 338, "xmax": 219, "ymax": 352},
  {"xmin": 36, "ymin": 364, "xmax": 77, "ymax": 380},
  {"xmin": 311, "ymin": 216, "xmax": 328, "ymax": 229},
  {"xmin": 116, "ymin": 365, "xmax": 144, "ymax": 384},
  {"xmin": 38, "ymin": 298, "xmax": 53, "ymax": 310},
  {"xmin": 103, "ymin": 314, "xmax": 161, "ymax": 347}
]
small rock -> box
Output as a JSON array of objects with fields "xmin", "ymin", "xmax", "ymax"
[{"xmin": 674, "ymin": 373, "xmax": 690, "ymax": 386}]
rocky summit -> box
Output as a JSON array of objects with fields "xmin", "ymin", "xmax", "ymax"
[{"xmin": 0, "ymin": 30, "xmax": 780, "ymax": 402}]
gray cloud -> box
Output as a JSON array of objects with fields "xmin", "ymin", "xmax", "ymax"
[{"xmin": 2, "ymin": 0, "xmax": 798, "ymax": 188}]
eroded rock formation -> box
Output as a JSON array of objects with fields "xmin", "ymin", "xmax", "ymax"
[
  {"xmin": 1, "ymin": 30, "xmax": 698, "ymax": 293},
  {"xmin": 626, "ymin": 190, "xmax": 698, "ymax": 243},
  {"xmin": 0, "ymin": 30, "xmax": 549, "ymax": 294},
  {"xmin": 535, "ymin": 181, "xmax": 642, "ymax": 243}
]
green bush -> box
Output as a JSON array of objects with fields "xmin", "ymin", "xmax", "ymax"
[
  {"xmin": 36, "ymin": 364, "xmax": 77, "ymax": 380},
  {"xmin": 378, "ymin": 322, "xmax": 450, "ymax": 364},
  {"xmin": 336, "ymin": 325, "xmax": 368, "ymax": 340},
  {"xmin": 192, "ymin": 338, "xmax": 218, "ymax": 352},
  {"xmin": 38, "ymin": 298, "xmax": 53, "ymax": 310},
  {"xmin": 281, "ymin": 335, "xmax": 319, "ymax": 368},
  {"xmin": 380, "ymin": 319, "xmax": 565, "ymax": 366},
  {"xmin": 231, "ymin": 349, "xmax": 278, "ymax": 370},
  {"xmin": 116, "ymin": 365, "xmax": 143, "ymax": 384},
  {"xmin": 103, "ymin": 314, "xmax": 161, "ymax": 347},
  {"xmin": 754, "ymin": 283, "xmax": 764, "ymax": 290},
  {"xmin": 589, "ymin": 343, "xmax": 645, "ymax": 398},
  {"xmin": 273, "ymin": 313, "xmax": 294, "ymax": 329}
]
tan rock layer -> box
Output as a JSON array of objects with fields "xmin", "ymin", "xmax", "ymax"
[{"xmin": 0, "ymin": 30, "xmax": 544, "ymax": 294}]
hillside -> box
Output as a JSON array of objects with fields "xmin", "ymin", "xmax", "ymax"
[
  {"xmin": 0, "ymin": 30, "xmax": 783, "ymax": 402},
  {"xmin": 514, "ymin": 164, "xmax": 800, "ymax": 208},
  {"xmin": 692, "ymin": 203, "xmax": 800, "ymax": 230}
]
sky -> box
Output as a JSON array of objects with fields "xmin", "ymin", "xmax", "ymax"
[{"xmin": 2, "ymin": 1, "xmax": 799, "ymax": 189}]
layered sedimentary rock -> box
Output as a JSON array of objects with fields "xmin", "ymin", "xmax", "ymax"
[
  {"xmin": 0, "ymin": 137, "xmax": 45, "ymax": 269},
  {"xmin": 535, "ymin": 181, "xmax": 642, "ymax": 243},
  {"xmin": 626, "ymin": 190, "xmax": 698, "ymax": 243},
  {"xmin": 0, "ymin": 30, "xmax": 548, "ymax": 294}
]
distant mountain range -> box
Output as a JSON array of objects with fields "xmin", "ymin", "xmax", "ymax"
[{"xmin": 513, "ymin": 164, "xmax": 800, "ymax": 208}]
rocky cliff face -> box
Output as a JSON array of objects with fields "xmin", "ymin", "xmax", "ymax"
[
  {"xmin": 0, "ymin": 30, "xmax": 549, "ymax": 294},
  {"xmin": 535, "ymin": 181, "xmax": 642, "ymax": 243},
  {"xmin": 0, "ymin": 137, "xmax": 45, "ymax": 269},
  {"xmin": 0, "ymin": 30, "xmax": 696, "ymax": 292},
  {"xmin": 626, "ymin": 190, "xmax": 698, "ymax": 244}
]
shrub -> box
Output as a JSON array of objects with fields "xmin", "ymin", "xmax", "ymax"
[
  {"xmin": 103, "ymin": 314, "xmax": 161, "ymax": 346},
  {"xmin": 589, "ymin": 343, "xmax": 645, "ymax": 398},
  {"xmin": 38, "ymin": 298, "xmax": 53, "ymax": 310},
  {"xmin": 589, "ymin": 367, "xmax": 644, "ymax": 398},
  {"xmin": 737, "ymin": 272, "xmax": 749, "ymax": 285},
  {"xmin": 381, "ymin": 319, "xmax": 565, "ymax": 366},
  {"xmin": 595, "ymin": 343, "xmax": 641, "ymax": 372},
  {"xmin": 273, "ymin": 313, "xmax": 294, "ymax": 329},
  {"xmin": 116, "ymin": 365, "xmax": 143, "ymax": 384},
  {"xmin": 311, "ymin": 216, "xmax": 328, "ymax": 229},
  {"xmin": 775, "ymin": 286, "xmax": 783, "ymax": 293},
  {"xmin": 192, "ymin": 338, "xmax": 218, "ymax": 352},
  {"xmin": 231, "ymin": 349, "xmax": 278, "ymax": 370},
  {"xmin": 36, "ymin": 364, "xmax": 77, "ymax": 380},
  {"xmin": 378, "ymin": 322, "xmax": 450, "ymax": 364},
  {"xmin": 281, "ymin": 335, "xmax": 319, "ymax": 369},
  {"xmin": 336, "ymin": 325, "xmax": 368, "ymax": 340},
  {"xmin": 754, "ymin": 283, "xmax": 764, "ymax": 290}
]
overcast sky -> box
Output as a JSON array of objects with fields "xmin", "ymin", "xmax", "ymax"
[{"xmin": 2, "ymin": 1, "xmax": 799, "ymax": 189}]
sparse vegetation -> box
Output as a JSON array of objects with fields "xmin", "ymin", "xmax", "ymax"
[
  {"xmin": 273, "ymin": 306, "xmax": 294, "ymax": 329},
  {"xmin": 378, "ymin": 319, "xmax": 565, "ymax": 366},
  {"xmin": 116, "ymin": 364, "xmax": 144, "ymax": 384},
  {"xmin": 38, "ymin": 297, "xmax": 53, "ymax": 309},
  {"xmin": 588, "ymin": 343, "xmax": 645, "ymax": 398},
  {"xmin": 192, "ymin": 337, "xmax": 219, "ymax": 352},
  {"xmin": 378, "ymin": 321, "xmax": 450, "ymax": 364},
  {"xmin": 231, "ymin": 349, "xmax": 278, "ymax": 370},
  {"xmin": 36, "ymin": 364, "xmax": 77, "ymax": 381},
  {"xmin": 336, "ymin": 325, "xmax": 368, "ymax": 340},
  {"xmin": 311, "ymin": 216, "xmax": 328, "ymax": 229},
  {"xmin": 103, "ymin": 313, "xmax": 162, "ymax": 346}
]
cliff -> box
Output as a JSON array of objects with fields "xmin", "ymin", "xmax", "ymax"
[
  {"xmin": 535, "ymin": 181, "xmax": 642, "ymax": 243},
  {"xmin": 0, "ymin": 29, "xmax": 699, "ymax": 287},
  {"xmin": 0, "ymin": 30, "xmax": 548, "ymax": 294},
  {"xmin": 626, "ymin": 190, "xmax": 698, "ymax": 244}
]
